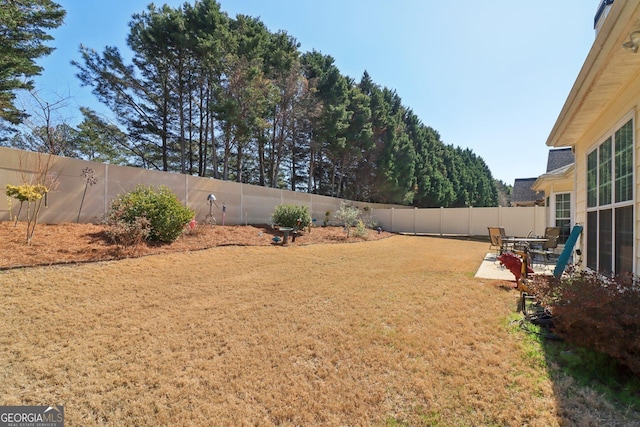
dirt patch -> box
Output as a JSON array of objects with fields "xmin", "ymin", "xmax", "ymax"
[{"xmin": 0, "ymin": 221, "xmax": 393, "ymax": 269}]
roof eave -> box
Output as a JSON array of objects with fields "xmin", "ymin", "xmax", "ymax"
[
  {"xmin": 546, "ymin": 2, "xmax": 640, "ymax": 148},
  {"xmin": 532, "ymin": 163, "xmax": 575, "ymax": 191}
]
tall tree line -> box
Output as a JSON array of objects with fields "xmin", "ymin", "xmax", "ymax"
[{"xmin": 3, "ymin": 0, "xmax": 498, "ymax": 207}]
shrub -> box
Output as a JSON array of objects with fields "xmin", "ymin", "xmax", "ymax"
[
  {"xmin": 105, "ymin": 185, "xmax": 194, "ymax": 243},
  {"xmin": 104, "ymin": 216, "xmax": 151, "ymax": 247},
  {"xmin": 334, "ymin": 202, "xmax": 360, "ymax": 237},
  {"xmin": 360, "ymin": 205, "xmax": 376, "ymax": 228},
  {"xmin": 354, "ymin": 220, "xmax": 368, "ymax": 238},
  {"xmin": 272, "ymin": 204, "xmax": 310, "ymax": 229},
  {"xmin": 528, "ymin": 268, "xmax": 640, "ymax": 375}
]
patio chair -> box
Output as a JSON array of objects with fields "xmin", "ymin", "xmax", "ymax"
[
  {"xmin": 544, "ymin": 226, "xmax": 561, "ymax": 241},
  {"xmin": 488, "ymin": 227, "xmax": 501, "ymax": 252},
  {"xmin": 530, "ymin": 236, "xmax": 558, "ymax": 267},
  {"xmin": 488, "ymin": 227, "xmax": 511, "ymax": 256},
  {"xmin": 529, "ymin": 226, "xmax": 561, "ymax": 250},
  {"xmin": 487, "ymin": 227, "xmax": 505, "ymax": 256}
]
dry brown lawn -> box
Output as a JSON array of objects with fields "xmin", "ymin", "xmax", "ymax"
[{"xmin": 1, "ymin": 223, "xmax": 638, "ymax": 426}]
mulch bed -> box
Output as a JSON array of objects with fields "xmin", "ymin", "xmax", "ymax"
[{"xmin": 0, "ymin": 221, "xmax": 393, "ymax": 269}]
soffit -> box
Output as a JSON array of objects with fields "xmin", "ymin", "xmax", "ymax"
[
  {"xmin": 532, "ymin": 163, "xmax": 575, "ymax": 192},
  {"xmin": 547, "ymin": 2, "xmax": 640, "ymax": 148}
]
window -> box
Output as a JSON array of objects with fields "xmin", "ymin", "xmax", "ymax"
[
  {"xmin": 555, "ymin": 193, "xmax": 571, "ymax": 244},
  {"xmin": 586, "ymin": 119, "xmax": 634, "ymax": 275}
]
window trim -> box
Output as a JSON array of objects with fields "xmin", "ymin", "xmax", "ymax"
[
  {"xmin": 554, "ymin": 192, "xmax": 572, "ymax": 244},
  {"xmin": 585, "ymin": 113, "xmax": 635, "ymax": 275}
]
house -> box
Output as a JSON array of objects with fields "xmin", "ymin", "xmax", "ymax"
[
  {"xmin": 510, "ymin": 178, "xmax": 544, "ymax": 207},
  {"xmin": 545, "ymin": 0, "xmax": 638, "ymax": 275},
  {"xmin": 532, "ymin": 148, "xmax": 575, "ymax": 244}
]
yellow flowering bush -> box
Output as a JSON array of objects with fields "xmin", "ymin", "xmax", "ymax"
[
  {"xmin": 5, "ymin": 183, "xmax": 48, "ymax": 202},
  {"xmin": 5, "ymin": 183, "xmax": 49, "ymax": 244}
]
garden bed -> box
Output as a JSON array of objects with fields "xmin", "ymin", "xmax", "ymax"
[{"xmin": 0, "ymin": 222, "xmax": 393, "ymax": 269}]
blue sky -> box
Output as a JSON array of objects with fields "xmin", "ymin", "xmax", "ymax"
[{"xmin": 33, "ymin": 0, "xmax": 597, "ymax": 185}]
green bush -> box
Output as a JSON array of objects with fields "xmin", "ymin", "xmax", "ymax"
[
  {"xmin": 272, "ymin": 204, "xmax": 310, "ymax": 229},
  {"xmin": 105, "ymin": 185, "xmax": 194, "ymax": 243}
]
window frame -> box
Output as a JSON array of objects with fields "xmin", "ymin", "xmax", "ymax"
[
  {"xmin": 554, "ymin": 192, "xmax": 571, "ymax": 244},
  {"xmin": 585, "ymin": 116, "xmax": 635, "ymax": 275}
]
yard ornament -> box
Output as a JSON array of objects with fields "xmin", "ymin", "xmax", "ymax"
[{"xmin": 497, "ymin": 251, "xmax": 533, "ymax": 284}]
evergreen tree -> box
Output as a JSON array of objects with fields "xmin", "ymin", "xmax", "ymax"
[
  {"xmin": 253, "ymin": 29, "xmax": 300, "ymax": 188},
  {"xmin": 0, "ymin": 0, "xmax": 65, "ymax": 126},
  {"xmin": 73, "ymin": 108, "xmax": 133, "ymax": 165},
  {"xmin": 67, "ymin": 1, "xmax": 500, "ymax": 208},
  {"xmin": 339, "ymin": 83, "xmax": 372, "ymax": 200},
  {"xmin": 300, "ymin": 50, "xmax": 349, "ymax": 195}
]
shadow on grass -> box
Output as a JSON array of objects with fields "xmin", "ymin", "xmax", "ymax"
[{"xmin": 512, "ymin": 299, "xmax": 640, "ymax": 425}]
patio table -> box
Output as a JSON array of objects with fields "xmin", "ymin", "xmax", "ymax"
[
  {"xmin": 501, "ymin": 237, "xmax": 548, "ymax": 252},
  {"xmin": 501, "ymin": 237, "xmax": 548, "ymax": 244}
]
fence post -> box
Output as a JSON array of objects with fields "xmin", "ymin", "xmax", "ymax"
[
  {"xmin": 185, "ymin": 173, "xmax": 189, "ymax": 206},
  {"xmin": 104, "ymin": 164, "xmax": 109, "ymax": 217},
  {"xmin": 240, "ymin": 183, "xmax": 244, "ymax": 226},
  {"xmin": 391, "ymin": 207, "xmax": 395, "ymax": 233}
]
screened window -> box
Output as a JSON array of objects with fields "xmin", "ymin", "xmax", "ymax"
[{"xmin": 586, "ymin": 118, "xmax": 634, "ymax": 275}]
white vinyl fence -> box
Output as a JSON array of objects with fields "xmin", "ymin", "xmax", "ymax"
[
  {"xmin": 0, "ymin": 146, "xmax": 546, "ymax": 237},
  {"xmin": 0, "ymin": 147, "xmax": 401, "ymax": 225},
  {"xmin": 371, "ymin": 206, "xmax": 547, "ymax": 238}
]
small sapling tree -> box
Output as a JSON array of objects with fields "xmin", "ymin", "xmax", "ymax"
[
  {"xmin": 334, "ymin": 202, "xmax": 361, "ymax": 237},
  {"xmin": 5, "ymin": 152, "xmax": 58, "ymax": 244},
  {"xmin": 6, "ymin": 183, "xmax": 48, "ymax": 243}
]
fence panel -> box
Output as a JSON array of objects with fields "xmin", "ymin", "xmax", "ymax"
[
  {"xmin": 441, "ymin": 208, "xmax": 473, "ymax": 235},
  {"xmin": 1, "ymin": 147, "xmax": 548, "ymax": 236},
  {"xmin": 0, "ymin": 147, "xmax": 397, "ymax": 225},
  {"xmin": 371, "ymin": 206, "xmax": 547, "ymax": 238}
]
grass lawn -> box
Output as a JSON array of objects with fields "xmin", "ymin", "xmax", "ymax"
[{"xmin": 1, "ymin": 235, "xmax": 638, "ymax": 426}]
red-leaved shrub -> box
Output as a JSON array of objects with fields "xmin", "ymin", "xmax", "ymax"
[{"xmin": 528, "ymin": 268, "xmax": 640, "ymax": 376}]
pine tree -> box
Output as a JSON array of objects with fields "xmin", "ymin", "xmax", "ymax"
[{"xmin": 0, "ymin": 0, "xmax": 65, "ymax": 125}]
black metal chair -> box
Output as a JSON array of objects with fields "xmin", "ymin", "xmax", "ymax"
[{"xmin": 530, "ymin": 236, "xmax": 558, "ymax": 267}]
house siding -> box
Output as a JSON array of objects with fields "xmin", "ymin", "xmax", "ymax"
[
  {"xmin": 571, "ymin": 74, "xmax": 640, "ymax": 273},
  {"xmin": 636, "ymin": 116, "xmax": 640, "ymax": 275}
]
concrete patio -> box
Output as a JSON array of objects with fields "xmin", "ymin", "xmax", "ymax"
[{"xmin": 475, "ymin": 251, "xmax": 553, "ymax": 281}]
